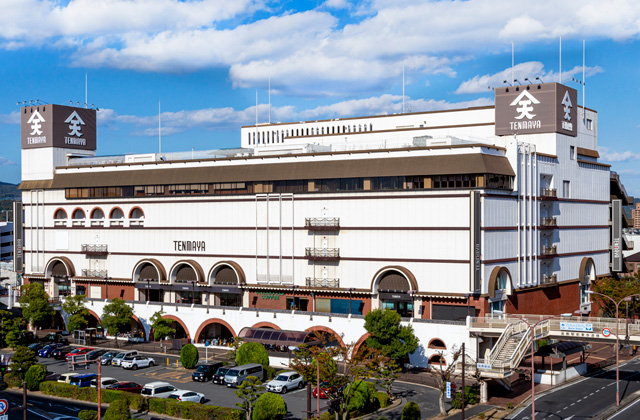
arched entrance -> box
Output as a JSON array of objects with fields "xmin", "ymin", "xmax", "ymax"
[
  {"xmin": 305, "ymin": 326, "xmax": 345, "ymax": 348},
  {"xmin": 86, "ymin": 310, "xmax": 102, "ymax": 329},
  {"xmin": 170, "ymin": 261, "xmax": 204, "ymax": 304},
  {"xmin": 133, "ymin": 259, "xmax": 166, "ymax": 302},
  {"xmin": 208, "ymin": 262, "xmax": 244, "ymax": 307},
  {"xmin": 162, "ymin": 315, "xmax": 190, "ymax": 340},
  {"xmin": 195, "ymin": 319, "xmax": 236, "ymax": 345},
  {"xmin": 44, "ymin": 257, "xmax": 76, "ymax": 299},
  {"xmin": 373, "ymin": 267, "xmax": 417, "ymax": 317}
]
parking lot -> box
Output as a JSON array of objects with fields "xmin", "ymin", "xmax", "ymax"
[{"xmin": 38, "ymin": 352, "xmax": 313, "ymax": 419}]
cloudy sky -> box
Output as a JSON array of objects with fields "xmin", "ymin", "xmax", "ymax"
[{"xmin": 1, "ymin": 0, "xmax": 640, "ymax": 195}]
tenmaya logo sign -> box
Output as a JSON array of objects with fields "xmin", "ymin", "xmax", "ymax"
[
  {"xmin": 495, "ymin": 83, "xmax": 578, "ymax": 137},
  {"xmin": 64, "ymin": 110, "xmax": 87, "ymax": 146},
  {"xmin": 26, "ymin": 110, "xmax": 47, "ymax": 145},
  {"xmin": 21, "ymin": 104, "xmax": 97, "ymax": 150}
]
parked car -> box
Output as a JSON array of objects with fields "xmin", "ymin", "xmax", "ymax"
[
  {"xmin": 27, "ymin": 343, "xmax": 45, "ymax": 352},
  {"xmin": 52, "ymin": 346, "xmax": 73, "ymax": 360},
  {"xmin": 65, "ymin": 347, "xmax": 94, "ymax": 361},
  {"xmin": 91, "ymin": 376, "xmax": 119, "ymax": 389},
  {"xmin": 100, "ymin": 351, "xmax": 119, "ymax": 365},
  {"xmin": 111, "ymin": 350, "xmax": 138, "ymax": 366},
  {"xmin": 70, "ymin": 374, "xmax": 97, "ymax": 388},
  {"xmin": 266, "ymin": 371, "xmax": 305, "ymax": 394},
  {"xmin": 192, "ymin": 361, "xmax": 223, "ymax": 382},
  {"xmin": 106, "ymin": 381, "xmax": 143, "ymax": 394},
  {"xmin": 140, "ymin": 382, "xmax": 179, "ymax": 398},
  {"xmin": 313, "ymin": 381, "xmax": 339, "ymax": 399},
  {"xmin": 121, "ymin": 355, "xmax": 155, "ymax": 370},
  {"xmin": 224, "ymin": 363, "xmax": 264, "ymax": 388},
  {"xmin": 168, "ymin": 390, "xmax": 206, "ymax": 403},
  {"xmin": 38, "ymin": 343, "xmax": 64, "ymax": 358},
  {"xmin": 40, "ymin": 333, "xmax": 69, "ymax": 344},
  {"xmin": 212, "ymin": 365, "xmax": 234, "ymax": 385},
  {"xmin": 86, "ymin": 349, "xmax": 109, "ymax": 361},
  {"xmin": 57, "ymin": 372, "xmax": 80, "ymax": 384}
]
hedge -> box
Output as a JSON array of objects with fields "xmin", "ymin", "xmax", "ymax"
[
  {"xmin": 39, "ymin": 381, "xmax": 243, "ymax": 420},
  {"xmin": 373, "ymin": 391, "xmax": 390, "ymax": 408}
]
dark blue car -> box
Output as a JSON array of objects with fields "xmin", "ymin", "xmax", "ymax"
[{"xmin": 38, "ymin": 343, "xmax": 63, "ymax": 358}]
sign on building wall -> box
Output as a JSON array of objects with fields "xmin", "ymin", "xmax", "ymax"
[
  {"xmin": 471, "ymin": 191, "xmax": 481, "ymax": 292},
  {"xmin": 20, "ymin": 104, "xmax": 97, "ymax": 150},
  {"xmin": 495, "ymin": 83, "xmax": 577, "ymax": 137},
  {"xmin": 12, "ymin": 201, "xmax": 22, "ymax": 273},
  {"xmin": 612, "ymin": 199, "xmax": 622, "ymax": 272}
]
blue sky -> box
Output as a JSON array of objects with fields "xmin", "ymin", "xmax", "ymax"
[{"xmin": 1, "ymin": 0, "xmax": 640, "ymax": 195}]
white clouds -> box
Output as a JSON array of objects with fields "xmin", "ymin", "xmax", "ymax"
[
  {"xmin": 599, "ymin": 147, "xmax": 640, "ymax": 163},
  {"xmin": 323, "ymin": 0, "xmax": 350, "ymax": 10},
  {"xmin": 456, "ymin": 62, "xmax": 604, "ymax": 94},
  {"xmin": 0, "ymin": 157, "xmax": 17, "ymax": 166},
  {"xmin": 0, "ymin": 111, "xmax": 20, "ymax": 125}
]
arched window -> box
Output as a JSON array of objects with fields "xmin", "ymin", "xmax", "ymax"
[
  {"xmin": 428, "ymin": 354, "xmax": 446, "ymax": 366},
  {"xmin": 428, "ymin": 339, "xmax": 446, "ymax": 349},
  {"xmin": 54, "ymin": 209, "xmax": 68, "ymax": 219},
  {"xmin": 358, "ymin": 124, "xmax": 362, "ymax": 132},
  {"xmin": 110, "ymin": 208, "xmax": 124, "ymax": 219},
  {"xmin": 370, "ymin": 123, "xmax": 373, "ymax": 131},
  {"xmin": 72, "ymin": 209, "xmax": 85, "ymax": 219},
  {"xmin": 497, "ymin": 270, "xmax": 508, "ymax": 290},
  {"xmin": 130, "ymin": 208, "xmax": 144, "ymax": 219},
  {"xmin": 90, "ymin": 208, "xmax": 104, "ymax": 219},
  {"xmin": 322, "ymin": 127, "xmax": 325, "ymax": 134}
]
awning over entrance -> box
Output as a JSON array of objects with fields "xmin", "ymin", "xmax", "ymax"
[
  {"xmin": 536, "ymin": 341, "xmax": 592, "ymax": 358},
  {"xmin": 238, "ymin": 327, "xmax": 321, "ymax": 347}
]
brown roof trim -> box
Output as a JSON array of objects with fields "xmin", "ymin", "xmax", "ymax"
[
  {"xmin": 19, "ymin": 180, "xmax": 53, "ymax": 190},
  {"xmin": 45, "ymin": 153, "xmax": 515, "ymax": 189},
  {"xmin": 537, "ymin": 152, "xmax": 558, "ymax": 159},
  {"xmin": 576, "ymin": 147, "xmax": 600, "ymax": 158},
  {"xmin": 577, "ymin": 159, "xmax": 610, "ymax": 168},
  {"xmin": 241, "ymin": 105, "xmax": 495, "ymax": 128},
  {"xmin": 277, "ymin": 122, "xmax": 495, "ymax": 139}
]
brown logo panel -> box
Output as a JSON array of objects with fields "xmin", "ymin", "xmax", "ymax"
[{"xmin": 21, "ymin": 104, "xmax": 97, "ymax": 150}]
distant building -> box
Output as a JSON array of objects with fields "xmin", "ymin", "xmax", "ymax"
[
  {"xmin": 632, "ymin": 202, "xmax": 640, "ymax": 228},
  {"xmin": 0, "ymin": 222, "xmax": 13, "ymax": 261}
]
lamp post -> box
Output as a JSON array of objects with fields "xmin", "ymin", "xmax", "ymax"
[{"xmin": 586, "ymin": 291, "xmax": 640, "ymax": 406}]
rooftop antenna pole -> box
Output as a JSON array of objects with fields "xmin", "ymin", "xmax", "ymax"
[
  {"xmin": 402, "ymin": 63, "xmax": 405, "ymax": 114},
  {"xmin": 559, "ymin": 36, "xmax": 562, "ymax": 83},
  {"xmin": 85, "ymin": 73, "xmax": 88, "ymax": 108},
  {"xmin": 158, "ymin": 101, "xmax": 162, "ymax": 154},
  {"xmin": 268, "ymin": 76, "xmax": 271, "ymax": 124},
  {"xmin": 583, "ymin": 39, "xmax": 586, "ymax": 122},
  {"xmin": 511, "ymin": 42, "xmax": 514, "ymax": 85}
]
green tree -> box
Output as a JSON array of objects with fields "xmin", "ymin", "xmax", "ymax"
[
  {"xmin": 427, "ymin": 347, "xmax": 462, "ymax": 416},
  {"xmin": 253, "ymin": 392, "xmax": 287, "ymax": 420},
  {"xmin": 374, "ymin": 358, "xmax": 401, "ymax": 397},
  {"xmin": 10, "ymin": 346, "xmax": 37, "ymax": 379},
  {"xmin": 364, "ymin": 309, "xmax": 419, "ymax": 365},
  {"xmin": 101, "ymin": 298, "xmax": 133, "ymax": 347},
  {"xmin": 24, "ymin": 364, "xmax": 47, "ymax": 391},
  {"xmin": 103, "ymin": 399, "xmax": 131, "ymax": 420},
  {"xmin": 149, "ymin": 311, "xmax": 175, "ymax": 343},
  {"xmin": 78, "ymin": 410, "xmax": 98, "ymax": 420},
  {"xmin": 180, "ymin": 343, "xmax": 199, "ymax": 369},
  {"xmin": 235, "ymin": 376, "xmax": 265, "ymax": 420},
  {"xmin": 236, "ymin": 342, "xmax": 269, "ymax": 369},
  {"xmin": 62, "ymin": 294, "xmax": 90, "ymax": 332},
  {"xmin": 19, "ymin": 283, "xmax": 54, "ymax": 328},
  {"xmin": 289, "ymin": 340, "xmax": 338, "ymax": 385},
  {"xmin": 5, "ymin": 317, "xmax": 27, "ymax": 349},
  {"xmin": 0, "ymin": 310, "xmax": 12, "ymax": 347},
  {"xmin": 592, "ymin": 275, "xmax": 640, "ymax": 317},
  {"xmin": 401, "ymin": 401, "xmax": 421, "ymax": 420}
]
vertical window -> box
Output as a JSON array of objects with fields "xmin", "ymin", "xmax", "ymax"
[
  {"xmin": 563, "ymin": 180, "xmax": 570, "ymax": 198},
  {"xmin": 570, "ymin": 146, "xmax": 575, "ymax": 160},
  {"xmin": 586, "ymin": 119, "xmax": 593, "ymax": 130}
]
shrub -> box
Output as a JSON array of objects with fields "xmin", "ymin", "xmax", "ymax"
[
  {"xmin": 4, "ymin": 372, "xmax": 23, "ymax": 388},
  {"xmin": 506, "ymin": 402, "xmax": 514, "ymax": 410},
  {"xmin": 252, "ymin": 392, "xmax": 287, "ymax": 420},
  {"xmin": 148, "ymin": 398, "xmax": 243, "ymax": 420},
  {"xmin": 401, "ymin": 401, "xmax": 421, "ymax": 420},
  {"xmin": 10, "ymin": 346, "xmax": 37, "ymax": 379},
  {"xmin": 25, "ymin": 364, "xmax": 47, "ymax": 391},
  {"xmin": 348, "ymin": 381, "xmax": 376, "ymax": 416},
  {"xmin": 236, "ymin": 342, "xmax": 269, "ymax": 370},
  {"xmin": 78, "ymin": 410, "xmax": 98, "ymax": 420},
  {"xmin": 180, "ymin": 344, "xmax": 200, "ymax": 369},
  {"xmin": 104, "ymin": 399, "xmax": 131, "ymax": 420},
  {"xmin": 450, "ymin": 385, "xmax": 478, "ymax": 409},
  {"xmin": 264, "ymin": 366, "xmax": 276, "ymax": 380},
  {"xmin": 319, "ymin": 413, "xmax": 334, "ymax": 420},
  {"xmin": 373, "ymin": 391, "xmax": 390, "ymax": 408}
]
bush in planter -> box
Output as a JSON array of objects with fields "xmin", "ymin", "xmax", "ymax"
[
  {"xmin": 148, "ymin": 398, "xmax": 243, "ymax": 420},
  {"xmin": 373, "ymin": 391, "xmax": 390, "ymax": 408},
  {"xmin": 450, "ymin": 385, "xmax": 478, "ymax": 409},
  {"xmin": 78, "ymin": 410, "xmax": 98, "ymax": 420},
  {"xmin": 25, "ymin": 364, "xmax": 47, "ymax": 391},
  {"xmin": 104, "ymin": 399, "xmax": 131, "ymax": 420},
  {"xmin": 401, "ymin": 401, "xmax": 421, "ymax": 420},
  {"xmin": 236, "ymin": 342, "xmax": 269, "ymax": 370},
  {"xmin": 180, "ymin": 344, "xmax": 200, "ymax": 369},
  {"xmin": 3, "ymin": 372, "xmax": 23, "ymax": 388},
  {"xmin": 252, "ymin": 392, "xmax": 287, "ymax": 420}
]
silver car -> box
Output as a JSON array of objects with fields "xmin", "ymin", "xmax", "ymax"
[
  {"xmin": 168, "ymin": 390, "xmax": 206, "ymax": 403},
  {"xmin": 265, "ymin": 371, "xmax": 304, "ymax": 394}
]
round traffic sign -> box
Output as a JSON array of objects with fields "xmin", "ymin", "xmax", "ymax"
[
  {"xmin": 602, "ymin": 327, "xmax": 612, "ymax": 337},
  {"xmin": 0, "ymin": 398, "xmax": 8, "ymax": 415}
]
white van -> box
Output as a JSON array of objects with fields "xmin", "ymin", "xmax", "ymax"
[
  {"xmin": 141, "ymin": 381, "xmax": 180, "ymax": 398},
  {"xmin": 57, "ymin": 372, "xmax": 80, "ymax": 384},
  {"xmin": 224, "ymin": 364, "xmax": 264, "ymax": 388},
  {"xmin": 91, "ymin": 377, "xmax": 119, "ymax": 389},
  {"xmin": 112, "ymin": 350, "xmax": 138, "ymax": 366}
]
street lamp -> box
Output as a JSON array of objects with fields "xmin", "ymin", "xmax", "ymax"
[{"xmin": 586, "ymin": 291, "xmax": 640, "ymax": 406}]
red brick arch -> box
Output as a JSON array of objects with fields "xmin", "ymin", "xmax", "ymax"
[
  {"xmin": 162, "ymin": 315, "xmax": 191, "ymax": 340},
  {"xmin": 252, "ymin": 322, "xmax": 281, "ymax": 330},
  {"xmin": 305, "ymin": 326, "xmax": 345, "ymax": 348},
  {"xmin": 194, "ymin": 318, "xmax": 236, "ymax": 342},
  {"xmin": 352, "ymin": 333, "xmax": 371, "ymax": 356},
  {"xmin": 86, "ymin": 309, "xmax": 102, "ymax": 326}
]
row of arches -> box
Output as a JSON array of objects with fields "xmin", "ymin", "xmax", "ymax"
[
  {"xmin": 55, "ymin": 207, "xmax": 144, "ymax": 220},
  {"xmin": 250, "ymin": 123, "xmax": 375, "ymax": 146}
]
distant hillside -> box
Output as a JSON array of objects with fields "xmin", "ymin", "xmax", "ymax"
[{"xmin": 0, "ymin": 182, "xmax": 18, "ymax": 222}]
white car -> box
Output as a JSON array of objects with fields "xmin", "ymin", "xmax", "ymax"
[
  {"xmin": 168, "ymin": 390, "xmax": 206, "ymax": 403},
  {"xmin": 121, "ymin": 355, "xmax": 155, "ymax": 370},
  {"xmin": 265, "ymin": 371, "xmax": 305, "ymax": 394},
  {"xmin": 91, "ymin": 376, "xmax": 119, "ymax": 389}
]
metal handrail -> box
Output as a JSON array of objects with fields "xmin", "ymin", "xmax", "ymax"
[
  {"xmin": 305, "ymin": 278, "xmax": 340, "ymax": 288},
  {"xmin": 305, "ymin": 217, "xmax": 340, "ymax": 228},
  {"xmin": 541, "ymin": 217, "xmax": 557, "ymax": 226},
  {"xmin": 541, "ymin": 188, "xmax": 557, "ymax": 197},
  {"xmin": 541, "ymin": 245, "xmax": 557, "ymax": 255},
  {"xmin": 305, "ymin": 248, "xmax": 340, "ymax": 258},
  {"xmin": 81, "ymin": 244, "xmax": 108, "ymax": 253}
]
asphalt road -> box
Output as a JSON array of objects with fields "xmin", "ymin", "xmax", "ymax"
[
  {"xmin": 31, "ymin": 352, "xmax": 441, "ymax": 420},
  {"xmin": 506, "ymin": 358, "xmax": 640, "ymax": 420}
]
